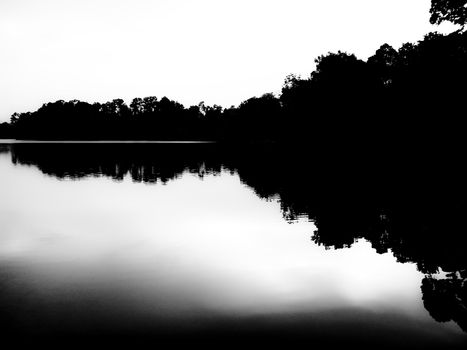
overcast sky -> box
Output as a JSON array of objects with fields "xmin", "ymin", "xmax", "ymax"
[{"xmin": 0, "ymin": 0, "xmax": 454, "ymax": 122}]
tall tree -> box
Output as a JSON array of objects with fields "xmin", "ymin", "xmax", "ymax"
[{"xmin": 430, "ymin": 0, "xmax": 467, "ymax": 28}]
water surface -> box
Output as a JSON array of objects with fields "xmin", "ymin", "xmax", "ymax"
[{"xmin": 0, "ymin": 142, "xmax": 465, "ymax": 348}]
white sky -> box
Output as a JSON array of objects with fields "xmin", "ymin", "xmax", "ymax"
[{"xmin": 0, "ymin": 0, "xmax": 454, "ymax": 122}]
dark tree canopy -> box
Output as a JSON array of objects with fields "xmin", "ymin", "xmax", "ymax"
[
  {"xmin": 430, "ymin": 0, "xmax": 467, "ymax": 27},
  {"xmin": 2, "ymin": 1, "xmax": 467, "ymax": 337},
  {"xmin": 2, "ymin": 12, "xmax": 467, "ymax": 151}
]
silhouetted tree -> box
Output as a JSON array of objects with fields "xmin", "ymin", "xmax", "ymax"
[
  {"xmin": 422, "ymin": 273, "xmax": 467, "ymax": 332},
  {"xmin": 0, "ymin": 122, "xmax": 12, "ymax": 138},
  {"xmin": 368, "ymin": 44, "xmax": 400, "ymax": 87},
  {"xmin": 142, "ymin": 96, "xmax": 159, "ymax": 115},
  {"xmin": 130, "ymin": 97, "xmax": 144, "ymax": 116},
  {"xmin": 235, "ymin": 93, "xmax": 281, "ymax": 141},
  {"xmin": 2, "ymin": 5, "xmax": 467, "ymax": 149},
  {"xmin": 430, "ymin": 0, "xmax": 467, "ymax": 28}
]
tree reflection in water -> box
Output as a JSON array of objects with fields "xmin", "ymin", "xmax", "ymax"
[{"xmin": 5, "ymin": 142, "xmax": 467, "ymax": 333}]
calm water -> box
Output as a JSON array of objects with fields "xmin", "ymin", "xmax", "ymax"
[{"xmin": 0, "ymin": 142, "xmax": 466, "ymax": 348}]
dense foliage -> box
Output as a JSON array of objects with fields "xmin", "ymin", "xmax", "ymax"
[
  {"xmin": 1, "ymin": 30, "xmax": 465, "ymax": 146},
  {"xmin": 430, "ymin": 0, "xmax": 467, "ymax": 27},
  {"xmin": 1, "ymin": 3, "xmax": 466, "ymax": 149}
]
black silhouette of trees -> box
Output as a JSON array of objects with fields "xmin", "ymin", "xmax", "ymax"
[
  {"xmin": 0, "ymin": 3, "xmax": 466, "ymax": 147},
  {"xmin": 368, "ymin": 44, "xmax": 400, "ymax": 86},
  {"xmin": 430, "ymin": 0, "xmax": 467, "ymax": 27},
  {"xmin": 130, "ymin": 98, "xmax": 144, "ymax": 116},
  {"xmin": 0, "ymin": 122, "xmax": 11, "ymax": 138},
  {"xmin": 2, "ymin": 0, "xmax": 467, "ymax": 336},
  {"xmin": 4, "ymin": 29, "xmax": 466, "ymax": 143},
  {"xmin": 422, "ymin": 273, "xmax": 467, "ymax": 332},
  {"xmin": 142, "ymin": 96, "xmax": 159, "ymax": 115},
  {"xmin": 235, "ymin": 93, "xmax": 281, "ymax": 141}
]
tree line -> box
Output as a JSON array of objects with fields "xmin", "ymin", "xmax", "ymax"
[{"xmin": 0, "ymin": 1, "xmax": 466, "ymax": 148}]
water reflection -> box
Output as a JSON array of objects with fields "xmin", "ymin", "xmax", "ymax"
[{"xmin": 0, "ymin": 143, "xmax": 466, "ymax": 348}]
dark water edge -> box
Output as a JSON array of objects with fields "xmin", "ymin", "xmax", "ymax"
[
  {"xmin": 4, "ymin": 307, "xmax": 466, "ymax": 349},
  {"xmin": 1, "ymin": 139, "xmax": 210, "ymax": 142},
  {"xmin": 5, "ymin": 318, "xmax": 466, "ymax": 350},
  {"xmin": 1, "ymin": 141, "xmax": 466, "ymax": 349}
]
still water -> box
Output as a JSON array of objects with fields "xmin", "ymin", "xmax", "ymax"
[{"xmin": 0, "ymin": 142, "xmax": 466, "ymax": 348}]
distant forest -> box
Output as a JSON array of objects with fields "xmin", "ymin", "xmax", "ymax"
[{"xmin": 0, "ymin": 1, "xmax": 466, "ymax": 146}]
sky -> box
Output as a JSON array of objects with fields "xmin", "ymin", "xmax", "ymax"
[{"xmin": 0, "ymin": 0, "xmax": 456, "ymax": 122}]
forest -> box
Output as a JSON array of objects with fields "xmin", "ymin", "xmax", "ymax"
[{"xmin": 0, "ymin": 1, "xmax": 466, "ymax": 150}]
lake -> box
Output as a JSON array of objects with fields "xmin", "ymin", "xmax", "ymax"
[{"xmin": 0, "ymin": 142, "xmax": 466, "ymax": 349}]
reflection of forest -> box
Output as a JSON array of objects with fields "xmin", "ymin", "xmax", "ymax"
[{"xmin": 5, "ymin": 142, "xmax": 467, "ymax": 332}]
